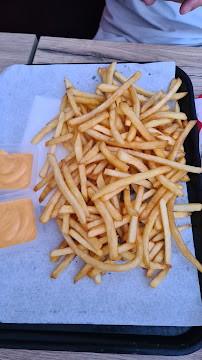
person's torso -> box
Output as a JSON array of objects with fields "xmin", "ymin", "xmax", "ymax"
[{"xmin": 99, "ymin": 0, "xmax": 202, "ymax": 45}]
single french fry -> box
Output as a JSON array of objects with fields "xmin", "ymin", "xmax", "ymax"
[
  {"xmin": 93, "ymin": 159, "xmax": 108, "ymax": 175},
  {"xmin": 114, "ymin": 70, "xmax": 155, "ymax": 97},
  {"xmin": 128, "ymin": 186, "xmax": 144, "ymax": 243},
  {"xmin": 130, "ymin": 85, "xmax": 140, "ymax": 117},
  {"xmin": 97, "ymin": 83, "xmax": 130, "ymax": 97},
  {"xmin": 86, "ymin": 128, "xmax": 111, "ymax": 142},
  {"xmin": 45, "ymin": 133, "xmax": 73, "ymax": 146},
  {"xmin": 142, "ymin": 190, "xmax": 174, "ymax": 268},
  {"xmin": 149, "ymin": 266, "xmax": 169, "ymax": 288},
  {"xmin": 158, "ymin": 105, "xmax": 170, "ymax": 112},
  {"xmin": 62, "ymin": 141, "xmax": 74, "ymax": 152},
  {"xmin": 164, "ymin": 123, "xmax": 179, "ymax": 135},
  {"xmin": 62, "ymin": 213, "xmax": 70, "ymax": 235},
  {"xmin": 50, "ymin": 240, "xmax": 68, "ymax": 263},
  {"xmin": 80, "ymin": 142, "xmax": 100, "ymax": 164},
  {"xmin": 85, "ymin": 153, "xmax": 105, "ymax": 165},
  {"xmin": 173, "ymin": 203, "xmax": 202, "ymax": 212},
  {"xmin": 145, "ymin": 119, "xmax": 174, "ymax": 128},
  {"xmin": 50, "ymin": 247, "xmax": 74, "ymax": 257},
  {"xmin": 106, "ymin": 61, "xmax": 117, "ymax": 85},
  {"xmin": 139, "ymin": 202, "xmax": 147, "ymax": 215},
  {"xmin": 64, "ymin": 77, "xmax": 81, "ymax": 116},
  {"xmin": 39, "ymin": 178, "xmax": 57, "ymax": 203},
  {"xmin": 155, "ymin": 173, "xmax": 184, "ymax": 197},
  {"xmin": 174, "ymin": 100, "xmax": 183, "ymax": 128},
  {"xmin": 150, "ymin": 198, "xmax": 172, "ymax": 287},
  {"xmin": 172, "ymin": 129, "xmax": 183, "ymax": 140},
  {"xmin": 142, "ymin": 189, "xmax": 157, "ymax": 201},
  {"xmin": 104, "ymin": 169, "xmax": 152, "ymax": 189},
  {"xmin": 115, "ymin": 110, "xmax": 125, "ymax": 132},
  {"xmin": 169, "ymin": 78, "xmax": 177, "ymax": 91},
  {"xmin": 74, "ymin": 96, "xmax": 101, "ymax": 106},
  {"xmin": 74, "ymin": 263, "xmax": 92, "ymax": 283},
  {"xmin": 59, "ymin": 205, "xmax": 98, "ymax": 215},
  {"xmin": 174, "ymin": 211, "xmax": 191, "ymax": 219},
  {"xmin": 80, "ymin": 103, "xmax": 88, "ymax": 115},
  {"xmin": 39, "ymin": 188, "xmax": 62, "ymax": 223},
  {"xmin": 93, "ymin": 124, "xmax": 112, "ymax": 136},
  {"xmin": 106, "ymin": 138, "xmax": 168, "ymax": 150},
  {"xmin": 127, "ymin": 124, "xmax": 137, "ymax": 143},
  {"xmin": 71, "ymin": 88, "xmax": 105, "ymax": 101},
  {"xmin": 143, "ymin": 111, "xmax": 187, "ymax": 122},
  {"xmin": 168, "ymin": 197, "xmax": 202, "ymax": 273},
  {"xmin": 168, "ymin": 121, "xmax": 197, "ymax": 161},
  {"xmin": 75, "ymin": 133, "xmax": 88, "ymax": 202},
  {"xmin": 86, "ymin": 214, "xmax": 103, "ymax": 221},
  {"xmin": 51, "ymin": 194, "xmax": 66, "ymax": 219},
  {"xmin": 87, "ymin": 255, "xmax": 122, "ymax": 279},
  {"xmin": 31, "ymin": 116, "xmax": 58, "ymax": 144},
  {"xmin": 79, "ymin": 163, "xmax": 88, "ymax": 202},
  {"xmin": 100, "ymin": 141, "xmax": 129, "ymax": 172},
  {"xmin": 94, "ymin": 273, "xmax": 102, "ymax": 284},
  {"xmin": 178, "ymin": 224, "xmax": 192, "ymax": 231},
  {"xmin": 124, "ymin": 186, "xmax": 139, "ymax": 217},
  {"xmin": 170, "ymin": 92, "xmax": 187, "ymax": 100},
  {"xmin": 51, "ymin": 253, "xmax": 75, "ymax": 279},
  {"xmin": 120, "ymin": 102, "xmax": 158, "ymax": 142},
  {"xmin": 86, "ymin": 219, "xmax": 104, "ymax": 230},
  {"xmin": 109, "ymin": 109, "xmax": 125, "ymax": 145},
  {"xmin": 78, "ymin": 111, "xmax": 109, "ymax": 133}
]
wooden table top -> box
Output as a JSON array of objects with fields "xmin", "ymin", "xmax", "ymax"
[
  {"xmin": 0, "ymin": 32, "xmax": 38, "ymax": 73},
  {"xmin": 0, "ymin": 34, "xmax": 202, "ymax": 359},
  {"xmin": 33, "ymin": 37, "xmax": 202, "ymax": 98}
]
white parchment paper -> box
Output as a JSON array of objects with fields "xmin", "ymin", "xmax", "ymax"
[{"xmin": 0, "ymin": 62, "xmax": 201, "ymax": 325}]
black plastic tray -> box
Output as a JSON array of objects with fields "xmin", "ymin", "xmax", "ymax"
[{"xmin": 0, "ymin": 65, "xmax": 201, "ymax": 356}]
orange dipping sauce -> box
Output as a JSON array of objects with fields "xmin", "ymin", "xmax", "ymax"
[
  {"xmin": 0, "ymin": 198, "xmax": 37, "ymax": 249},
  {"xmin": 0, "ymin": 150, "xmax": 33, "ymax": 189}
]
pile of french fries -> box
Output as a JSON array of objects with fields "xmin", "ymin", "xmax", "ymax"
[{"xmin": 32, "ymin": 63, "xmax": 202, "ymax": 287}]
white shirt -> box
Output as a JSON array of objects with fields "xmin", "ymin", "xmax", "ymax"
[{"xmin": 94, "ymin": 0, "xmax": 202, "ymax": 46}]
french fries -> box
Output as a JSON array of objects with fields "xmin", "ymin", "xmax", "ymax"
[
  {"xmin": 32, "ymin": 63, "xmax": 202, "ymax": 286},
  {"xmin": 47, "ymin": 153, "xmax": 86, "ymax": 225}
]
